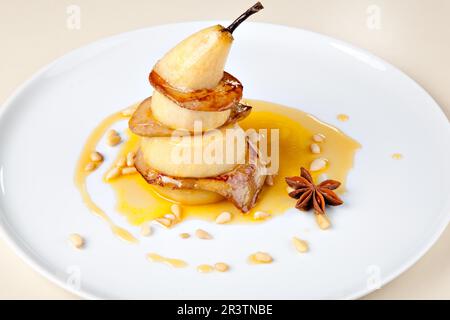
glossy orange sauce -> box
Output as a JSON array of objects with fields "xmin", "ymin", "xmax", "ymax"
[
  {"xmin": 74, "ymin": 110, "xmax": 138, "ymax": 243},
  {"xmin": 147, "ymin": 253, "xmax": 188, "ymax": 268},
  {"xmin": 196, "ymin": 264, "xmax": 214, "ymax": 273},
  {"xmin": 75, "ymin": 99, "xmax": 360, "ymax": 234},
  {"xmin": 337, "ymin": 113, "xmax": 350, "ymax": 122}
]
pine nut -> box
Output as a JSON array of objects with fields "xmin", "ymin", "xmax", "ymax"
[
  {"xmin": 254, "ymin": 252, "xmax": 273, "ymax": 263},
  {"xmin": 195, "ymin": 229, "xmax": 212, "ymax": 240},
  {"xmin": 107, "ymin": 130, "xmax": 121, "ymax": 146},
  {"xmin": 292, "ymin": 237, "xmax": 309, "ymax": 253},
  {"xmin": 90, "ymin": 151, "xmax": 104, "ymax": 162},
  {"xmin": 115, "ymin": 156, "xmax": 127, "ymax": 168},
  {"xmin": 215, "ymin": 211, "xmax": 232, "ymax": 224},
  {"xmin": 197, "ymin": 264, "xmax": 214, "ymax": 273},
  {"xmin": 84, "ymin": 162, "xmax": 96, "ymax": 172},
  {"xmin": 140, "ymin": 223, "xmax": 152, "ymax": 237},
  {"xmin": 155, "ymin": 218, "xmax": 172, "ymax": 228},
  {"xmin": 179, "ymin": 233, "xmax": 190, "ymax": 239},
  {"xmin": 312, "ymin": 133, "xmax": 326, "ymax": 142},
  {"xmin": 254, "ymin": 211, "xmax": 271, "ymax": 220},
  {"xmin": 121, "ymin": 166, "xmax": 137, "ymax": 175},
  {"xmin": 310, "ymin": 143, "xmax": 321, "ymax": 154},
  {"xmin": 315, "ymin": 213, "xmax": 331, "ymax": 230},
  {"xmin": 214, "ymin": 262, "xmax": 229, "ymax": 272},
  {"xmin": 171, "ymin": 204, "xmax": 181, "ymax": 220},
  {"xmin": 126, "ymin": 151, "xmax": 135, "ymax": 167},
  {"xmin": 310, "ymin": 158, "xmax": 328, "ymax": 171},
  {"xmin": 105, "ymin": 167, "xmax": 121, "ymax": 181},
  {"xmin": 69, "ymin": 233, "xmax": 84, "ymax": 249}
]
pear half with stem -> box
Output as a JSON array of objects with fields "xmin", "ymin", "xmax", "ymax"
[
  {"xmin": 154, "ymin": 25, "xmax": 232, "ymax": 91},
  {"xmin": 153, "ymin": 2, "xmax": 264, "ymax": 92}
]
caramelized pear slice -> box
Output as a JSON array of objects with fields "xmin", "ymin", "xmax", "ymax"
[
  {"xmin": 128, "ymin": 97, "xmax": 176, "ymax": 137},
  {"xmin": 227, "ymin": 103, "xmax": 252, "ymax": 125},
  {"xmin": 149, "ymin": 70, "xmax": 243, "ymax": 112},
  {"xmin": 134, "ymin": 142, "xmax": 266, "ymax": 213},
  {"xmin": 129, "ymin": 97, "xmax": 252, "ymax": 138}
]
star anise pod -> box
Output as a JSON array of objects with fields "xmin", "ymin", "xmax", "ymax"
[{"xmin": 285, "ymin": 167, "xmax": 343, "ymax": 215}]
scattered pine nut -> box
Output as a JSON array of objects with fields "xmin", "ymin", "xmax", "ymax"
[
  {"xmin": 84, "ymin": 162, "xmax": 97, "ymax": 172},
  {"xmin": 254, "ymin": 211, "xmax": 271, "ymax": 220},
  {"xmin": 126, "ymin": 151, "xmax": 135, "ymax": 167},
  {"xmin": 140, "ymin": 223, "xmax": 152, "ymax": 237},
  {"xmin": 121, "ymin": 166, "xmax": 137, "ymax": 175},
  {"xmin": 85, "ymin": 152, "xmax": 103, "ymax": 172},
  {"xmin": 115, "ymin": 156, "xmax": 127, "ymax": 168},
  {"xmin": 392, "ymin": 153, "xmax": 403, "ymax": 160},
  {"xmin": 214, "ymin": 262, "xmax": 229, "ymax": 272},
  {"xmin": 90, "ymin": 151, "xmax": 104, "ymax": 162},
  {"xmin": 310, "ymin": 158, "xmax": 328, "ymax": 171},
  {"xmin": 315, "ymin": 213, "xmax": 331, "ymax": 230},
  {"xmin": 155, "ymin": 218, "xmax": 172, "ymax": 228},
  {"xmin": 105, "ymin": 167, "xmax": 121, "ymax": 181},
  {"xmin": 171, "ymin": 204, "xmax": 181, "ymax": 220},
  {"xmin": 312, "ymin": 133, "xmax": 326, "ymax": 143},
  {"xmin": 310, "ymin": 143, "xmax": 321, "ymax": 154},
  {"xmin": 215, "ymin": 211, "xmax": 232, "ymax": 224},
  {"xmin": 69, "ymin": 233, "xmax": 84, "ymax": 249},
  {"xmin": 179, "ymin": 233, "xmax": 190, "ymax": 239},
  {"xmin": 195, "ymin": 229, "xmax": 212, "ymax": 240},
  {"xmin": 107, "ymin": 130, "xmax": 121, "ymax": 146},
  {"xmin": 197, "ymin": 264, "xmax": 214, "ymax": 273},
  {"xmin": 292, "ymin": 237, "xmax": 309, "ymax": 253},
  {"xmin": 255, "ymin": 252, "xmax": 272, "ymax": 263},
  {"xmin": 251, "ymin": 252, "xmax": 273, "ymax": 263}
]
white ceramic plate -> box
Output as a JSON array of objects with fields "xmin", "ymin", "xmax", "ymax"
[{"xmin": 0, "ymin": 22, "xmax": 449, "ymax": 300}]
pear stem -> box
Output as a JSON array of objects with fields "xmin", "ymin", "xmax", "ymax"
[{"xmin": 226, "ymin": 2, "xmax": 264, "ymax": 34}]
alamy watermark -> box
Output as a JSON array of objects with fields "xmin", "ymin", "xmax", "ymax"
[
  {"xmin": 366, "ymin": 5, "xmax": 381, "ymax": 30},
  {"xmin": 169, "ymin": 121, "xmax": 279, "ymax": 176},
  {"xmin": 66, "ymin": 265, "xmax": 82, "ymax": 290},
  {"xmin": 66, "ymin": 5, "xmax": 81, "ymax": 30},
  {"xmin": 366, "ymin": 264, "xmax": 382, "ymax": 290}
]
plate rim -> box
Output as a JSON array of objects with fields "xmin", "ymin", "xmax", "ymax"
[{"xmin": 0, "ymin": 21, "xmax": 449, "ymax": 300}]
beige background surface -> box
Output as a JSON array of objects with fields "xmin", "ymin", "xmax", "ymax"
[{"xmin": 0, "ymin": 0, "xmax": 449, "ymax": 299}]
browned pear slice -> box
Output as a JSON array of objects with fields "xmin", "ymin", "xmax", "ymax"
[
  {"xmin": 149, "ymin": 71, "xmax": 243, "ymax": 112},
  {"xmin": 128, "ymin": 97, "xmax": 176, "ymax": 137}
]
